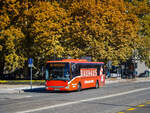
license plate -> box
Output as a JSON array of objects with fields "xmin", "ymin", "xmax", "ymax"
[{"xmin": 54, "ymin": 89, "xmax": 60, "ymax": 91}]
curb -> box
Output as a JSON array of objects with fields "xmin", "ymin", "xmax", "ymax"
[{"xmin": 0, "ymin": 80, "xmax": 45, "ymax": 85}]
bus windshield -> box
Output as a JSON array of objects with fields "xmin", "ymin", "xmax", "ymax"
[{"xmin": 46, "ymin": 63, "xmax": 70, "ymax": 81}]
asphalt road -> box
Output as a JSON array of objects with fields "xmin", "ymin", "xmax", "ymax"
[{"xmin": 0, "ymin": 81, "xmax": 150, "ymax": 113}]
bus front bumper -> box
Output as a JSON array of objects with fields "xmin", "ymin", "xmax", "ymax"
[{"xmin": 45, "ymin": 86, "xmax": 72, "ymax": 91}]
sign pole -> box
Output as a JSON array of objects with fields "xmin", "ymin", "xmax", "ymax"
[
  {"xmin": 28, "ymin": 58, "xmax": 33, "ymax": 90},
  {"xmin": 30, "ymin": 66, "xmax": 32, "ymax": 89}
]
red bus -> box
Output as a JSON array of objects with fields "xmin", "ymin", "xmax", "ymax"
[{"xmin": 45, "ymin": 59, "xmax": 105, "ymax": 91}]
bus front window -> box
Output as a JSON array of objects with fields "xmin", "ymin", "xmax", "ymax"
[{"xmin": 46, "ymin": 63, "xmax": 70, "ymax": 81}]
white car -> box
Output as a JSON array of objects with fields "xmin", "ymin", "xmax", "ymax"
[{"xmin": 110, "ymin": 73, "xmax": 121, "ymax": 78}]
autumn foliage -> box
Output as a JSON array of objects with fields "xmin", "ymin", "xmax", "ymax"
[
  {"xmin": 0, "ymin": 0, "xmax": 149, "ymax": 78},
  {"xmin": 125, "ymin": 0, "xmax": 150, "ymax": 67}
]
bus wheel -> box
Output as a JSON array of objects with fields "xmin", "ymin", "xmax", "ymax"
[
  {"xmin": 95, "ymin": 81, "xmax": 99, "ymax": 89},
  {"xmin": 77, "ymin": 83, "xmax": 81, "ymax": 91}
]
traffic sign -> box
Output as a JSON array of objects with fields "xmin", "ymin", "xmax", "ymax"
[
  {"xmin": 28, "ymin": 58, "xmax": 33, "ymax": 67},
  {"xmin": 28, "ymin": 64, "xmax": 33, "ymax": 67},
  {"xmin": 28, "ymin": 58, "xmax": 33, "ymax": 64}
]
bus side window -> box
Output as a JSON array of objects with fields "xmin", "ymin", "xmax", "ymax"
[{"xmin": 72, "ymin": 63, "xmax": 80, "ymax": 78}]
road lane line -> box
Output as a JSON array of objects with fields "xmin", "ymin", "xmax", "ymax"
[
  {"xmin": 127, "ymin": 108, "xmax": 136, "ymax": 111},
  {"xmin": 16, "ymin": 87, "xmax": 150, "ymax": 113},
  {"xmin": 146, "ymin": 102, "xmax": 150, "ymax": 104},
  {"xmin": 137, "ymin": 104, "xmax": 145, "ymax": 107}
]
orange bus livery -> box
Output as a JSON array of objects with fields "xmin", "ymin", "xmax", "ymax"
[{"xmin": 45, "ymin": 59, "xmax": 105, "ymax": 91}]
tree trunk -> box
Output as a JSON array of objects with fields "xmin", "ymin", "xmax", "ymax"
[
  {"xmin": 23, "ymin": 61, "xmax": 30, "ymax": 80},
  {"xmin": 0, "ymin": 60, "xmax": 5, "ymax": 80}
]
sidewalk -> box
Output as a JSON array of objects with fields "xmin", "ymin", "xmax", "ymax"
[
  {"xmin": 0, "ymin": 77, "xmax": 150, "ymax": 93},
  {"xmin": 0, "ymin": 85, "xmax": 45, "ymax": 94},
  {"xmin": 105, "ymin": 77, "xmax": 150, "ymax": 84}
]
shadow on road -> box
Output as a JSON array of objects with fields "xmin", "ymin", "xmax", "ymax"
[
  {"xmin": 23, "ymin": 87, "xmax": 97, "ymax": 93},
  {"xmin": 24, "ymin": 87, "xmax": 48, "ymax": 93},
  {"xmin": 23, "ymin": 87, "xmax": 73, "ymax": 93}
]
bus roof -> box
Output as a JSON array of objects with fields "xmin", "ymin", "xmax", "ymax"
[{"xmin": 47, "ymin": 59, "xmax": 104, "ymax": 64}]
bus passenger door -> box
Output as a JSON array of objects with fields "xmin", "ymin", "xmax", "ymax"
[{"xmin": 99, "ymin": 66, "xmax": 105, "ymax": 87}]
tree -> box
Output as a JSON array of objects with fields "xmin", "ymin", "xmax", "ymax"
[
  {"xmin": 125, "ymin": 0, "xmax": 150, "ymax": 18},
  {"xmin": 61, "ymin": 0, "xmax": 141, "ymax": 65},
  {"xmin": 125, "ymin": 0, "xmax": 150, "ymax": 67},
  {"xmin": 0, "ymin": 0, "xmax": 26, "ymax": 76},
  {"xmin": 0, "ymin": 0, "xmax": 68, "ymax": 79},
  {"xmin": 138, "ymin": 14, "xmax": 150, "ymax": 68},
  {"xmin": 24, "ymin": 1, "xmax": 68, "ymax": 70},
  {"xmin": 0, "ymin": 0, "xmax": 146, "ymax": 79}
]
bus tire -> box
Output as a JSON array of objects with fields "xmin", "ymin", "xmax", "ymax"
[
  {"xmin": 77, "ymin": 83, "xmax": 81, "ymax": 91},
  {"xmin": 95, "ymin": 81, "xmax": 99, "ymax": 89}
]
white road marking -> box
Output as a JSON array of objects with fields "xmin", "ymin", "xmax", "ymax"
[
  {"xmin": 25, "ymin": 96, "xmax": 32, "ymax": 98},
  {"xmin": 17, "ymin": 87, "xmax": 150, "ymax": 113},
  {"xmin": 13, "ymin": 95, "xmax": 32, "ymax": 99}
]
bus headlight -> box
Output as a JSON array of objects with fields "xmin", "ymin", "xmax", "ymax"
[{"xmin": 65, "ymin": 86, "xmax": 69, "ymax": 89}]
